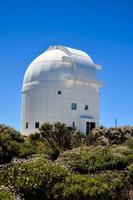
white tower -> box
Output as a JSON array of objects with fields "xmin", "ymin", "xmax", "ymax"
[{"xmin": 21, "ymin": 45, "xmax": 102, "ymax": 135}]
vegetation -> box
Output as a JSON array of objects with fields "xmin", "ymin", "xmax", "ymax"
[
  {"xmin": 0, "ymin": 123, "xmax": 133, "ymax": 199},
  {"xmin": 0, "ymin": 156, "xmax": 68, "ymax": 200},
  {"xmin": 32, "ymin": 122, "xmax": 83, "ymax": 150},
  {"xmin": 0, "ymin": 124, "xmax": 37, "ymax": 164},
  {"xmin": 0, "ymin": 186, "xmax": 16, "ymax": 200},
  {"xmin": 0, "ymin": 157, "xmax": 129, "ymax": 200},
  {"xmin": 86, "ymin": 126, "xmax": 133, "ymax": 145},
  {"xmin": 56, "ymin": 146, "xmax": 132, "ymax": 174},
  {"xmin": 128, "ymin": 163, "xmax": 133, "ymax": 183}
]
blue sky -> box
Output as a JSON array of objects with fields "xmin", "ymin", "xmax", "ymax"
[{"xmin": 0, "ymin": 0, "xmax": 133, "ymax": 130}]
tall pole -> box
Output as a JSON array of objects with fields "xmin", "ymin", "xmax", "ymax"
[{"xmin": 115, "ymin": 118, "xmax": 117, "ymax": 128}]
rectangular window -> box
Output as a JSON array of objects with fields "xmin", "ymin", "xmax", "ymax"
[
  {"xmin": 72, "ymin": 122, "xmax": 75, "ymax": 128},
  {"xmin": 71, "ymin": 103, "xmax": 77, "ymax": 110},
  {"xmin": 25, "ymin": 122, "xmax": 28, "ymax": 129},
  {"xmin": 58, "ymin": 91, "xmax": 61, "ymax": 95},
  {"xmin": 35, "ymin": 122, "xmax": 39, "ymax": 129},
  {"xmin": 85, "ymin": 105, "xmax": 88, "ymax": 110}
]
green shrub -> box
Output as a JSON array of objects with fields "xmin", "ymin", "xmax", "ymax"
[
  {"xmin": 1, "ymin": 156, "xmax": 68, "ymax": 200},
  {"xmin": 125, "ymin": 138, "xmax": 133, "ymax": 149},
  {"xmin": 37, "ymin": 122, "xmax": 83, "ymax": 150},
  {"xmin": 45, "ymin": 148, "xmax": 61, "ymax": 161},
  {"xmin": 18, "ymin": 141, "xmax": 37, "ymax": 158},
  {"xmin": 111, "ymin": 146, "xmax": 133, "ymax": 163},
  {"xmin": 0, "ymin": 123, "xmax": 132, "ymax": 200},
  {"xmin": 0, "ymin": 186, "xmax": 15, "ymax": 200},
  {"xmin": 53, "ymin": 172, "xmax": 127, "ymax": 200},
  {"xmin": 0, "ymin": 156, "xmax": 128, "ymax": 200},
  {"xmin": 29, "ymin": 132, "xmax": 41, "ymax": 141},
  {"xmin": 0, "ymin": 124, "xmax": 40, "ymax": 163},
  {"xmin": 0, "ymin": 134, "xmax": 20, "ymax": 164},
  {"xmin": 57, "ymin": 146, "xmax": 129, "ymax": 174},
  {"xmin": 0, "ymin": 124, "xmax": 24, "ymax": 163},
  {"xmin": 128, "ymin": 163, "xmax": 133, "ymax": 183},
  {"xmin": 0, "ymin": 124, "xmax": 24, "ymax": 143}
]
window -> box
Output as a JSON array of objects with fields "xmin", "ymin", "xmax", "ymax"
[
  {"xmin": 71, "ymin": 103, "xmax": 77, "ymax": 110},
  {"xmin": 25, "ymin": 122, "xmax": 28, "ymax": 129},
  {"xmin": 58, "ymin": 91, "xmax": 61, "ymax": 95},
  {"xmin": 85, "ymin": 105, "xmax": 88, "ymax": 110},
  {"xmin": 72, "ymin": 122, "xmax": 75, "ymax": 128},
  {"xmin": 35, "ymin": 122, "xmax": 39, "ymax": 128}
]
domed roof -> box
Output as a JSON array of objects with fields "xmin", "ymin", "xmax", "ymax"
[{"xmin": 23, "ymin": 45, "xmax": 101, "ymax": 91}]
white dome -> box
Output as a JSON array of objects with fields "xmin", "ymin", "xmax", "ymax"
[
  {"xmin": 23, "ymin": 45, "xmax": 100, "ymax": 92},
  {"xmin": 30, "ymin": 45, "xmax": 93, "ymax": 64}
]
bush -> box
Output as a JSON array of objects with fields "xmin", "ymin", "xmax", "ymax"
[
  {"xmin": 36, "ymin": 122, "xmax": 83, "ymax": 150},
  {"xmin": 1, "ymin": 156, "xmax": 68, "ymax": 200},
  {"xmin": 0, "ymin": 124, "xmax": 24, "ymax": 163},
  {"xmin": 0, "ymin": 124, "xmax": 24, "ymax": 143},
  {"xmin": 111, "ymin": 146, "xmax": 133, "ymax": 163},
  {"xmin": 56, "ymin": 172, "xmax": 127, "ymax": 200},
  {"xmin": 0, "ymin": 123, "xmax": 132, "ymax": 200},
  {"xmin": 0, "ymin": 186, "xmax": 15, "ymax": 200},
  {"xmin": 0, "ymin": 156, "xmax": 129, "ymax": 200},
  {"xmin": 57, "ymin": 146, "xmax": 129, "ymax": 174},
  {"xmin": 18, "ymin": 141, "xmax": 37, "ymax": 158},
  {"xmin": 0, "ymin": 124, "xmax": 39, "ymax": 163},
  {"xmin": 125, "ymin": 138, "xmax": 133, "ymax": 149},
  {"xmin": 128, "ymin": 163, "xmax": 133, "ymax": 183},
  {"xmin": 87, "ymin": 127, "xmax": 129, "ymax": 146},
  {"xmin": 29, "ymin": 132, "xmax": 41, "ymax": 141},
  {"xmin": 45, "ymin": 148, "xmax": 61, "ymax": 161}
]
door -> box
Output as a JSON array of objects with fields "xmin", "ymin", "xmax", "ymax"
[{"xmin": 86, "ymin": 122, "xmax": 95, "ymax": 135}]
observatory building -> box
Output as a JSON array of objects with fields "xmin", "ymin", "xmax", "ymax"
[{"xmin": 21, "ymin": 45, "xmax": 102, "ymax": 135}]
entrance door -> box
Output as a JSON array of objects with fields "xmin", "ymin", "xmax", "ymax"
[{"xmin": 86, "ymin": 122, "xmax": 95, "ymax": 135}]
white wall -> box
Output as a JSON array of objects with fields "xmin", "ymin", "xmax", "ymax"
[{"xmin": 21, "ymin": 81, "xmax": 99, "ymax": 135}]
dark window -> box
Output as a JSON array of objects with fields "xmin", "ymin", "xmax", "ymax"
[
  {"xmin": 26, "ymin": 122, "xmax": 28, "ymax": 129},
  {"xmin": 72, "ymin": 122, "xmax": 75, "ymax": 128},
  {"xmin": 35, "ymin": 122, "xmax": 39, "ymax": 128},
  {"xmin": 85, "ymin": 105, "xmax": 88, "ymax": 110},
  {"xmin": 58, "ymin": 91, "xmax": 61, "ymax": 95},
  {"xmin": 71, "ymin": 103, "xmax": 77, "ymax": 110}
]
